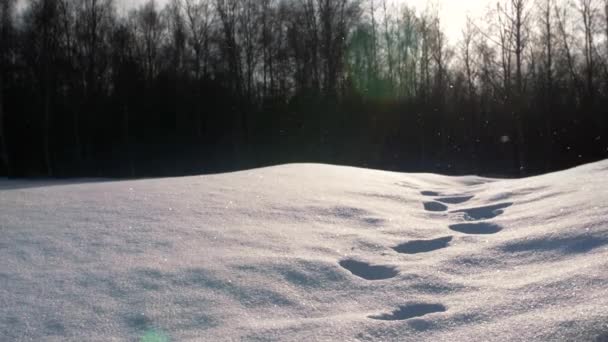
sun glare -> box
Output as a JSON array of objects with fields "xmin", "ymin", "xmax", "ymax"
[{"xmin": 392, "ymin": 0, "xmax": 488, "ymax": 41}]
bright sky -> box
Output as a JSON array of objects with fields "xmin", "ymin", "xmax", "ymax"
[
  {"xmin": 119, "ymin": 0, "xmax": 490, "ymax": 43},
  {"xmin": 393, "ymin": 0, "xmax": 489, "ymax": 42}
]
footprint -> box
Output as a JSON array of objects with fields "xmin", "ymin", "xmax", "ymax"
[
  {"xmin": 393, "ymin": 236, "xmax": 453, "ymax": 254},
  {"xmin": 369, "ymin": 303, "xmax": 447, "ymax": 321},
  {"xmin": 450, "ymin": 202, "xmax": 513, "ymax": 220},
  {"xmin": 499, "ymin": 234, "xmax": 608, "ymax": 254},
  {"xmin": 423, "ymin": 202, "xmax": 448, "ymax": 212},
  {"xmin": 421, "ymin": 191, "xmax": 441, "ymax": 196},
  {"xmin": 449, "ymin": 222, "xmax": 502, "ymax": 235},
  {"xmin": 436, "ymin": 196, "xmax": 474, "ymax": 204},
  {"xmin": 339, "ymin": 259, "xmax": 398, "ymax": 280}
]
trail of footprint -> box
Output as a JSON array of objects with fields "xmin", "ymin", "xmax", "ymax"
[
  {"xmin": 393, "ymin": 236, "xmax": 453, "ymax": 254},
  {"xmin": 350, "ymin": 186, "xmax": 488, "ymax": 321},
  {"xmin": 450, "ymin": 202, "xmax": 513, "ymax": 221},
  {"xmin": 339, "ymin": 259, "xmax": 398, "ymax": 280},
  {"xmin": 369, "ymin": 303, "xmax": 447, "ymax": 321},
  {"xmin": 436, "ymin": 196, "xmax": 474, "ymax": 204},
  {"xmin": 449, "ymin": 222, "xmax": 502, "ymax": 235},
  {"xmin": 423, "ymin": 202, "xmax": 448, "ymax": 212}
]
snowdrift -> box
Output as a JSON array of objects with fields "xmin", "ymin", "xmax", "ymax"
[{"xmin": 1, "ymin": 161, "xmax": 608, "ymax": 341}]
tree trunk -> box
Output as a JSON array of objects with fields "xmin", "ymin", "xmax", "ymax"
[
  {"xmin": 43, "ymin": 73, "xmax": 53, "ymax": 176},
  {"xmin": 605, "ymin": 0, "xmax": 608, "ymax": 67},
  {"xmin": 555, "ymin": 5, "xmax": 579, "ymax": 93},
  {"xmin": 370, "ymin": 0, "xmax": 377, "ymax": 78},
  {"xmin": 383, "ymin": 0, "xmax": 394, "ymax": 89},
  {"xmin": 42, "ymin": 0, "xmax": 53, "ymax": 176},
  {"xmin": 544, "ymin": 0, "xmax": 553, "ymax": 171},
  {"xmin": 0, "ymin": 69, "xmax": 8, "ymax": 176},
  {"xmin": 73, "ymin": 101, "xmax": 81, "ymax": 159},
  {"xmin": 123, "ymin": 106, "xmax": 134, "ymax": 177}
]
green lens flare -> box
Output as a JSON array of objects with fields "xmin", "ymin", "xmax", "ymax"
[{"xmin": 141, "ymin": 330, "xmax": 169, "ymax": 342}]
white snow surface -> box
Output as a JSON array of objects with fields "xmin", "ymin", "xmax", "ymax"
[{"xmin": 1, "ymin": 161, "xmax": 608, "ymax": 341}]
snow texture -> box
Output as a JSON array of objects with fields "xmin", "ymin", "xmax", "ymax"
[{"xmin": 1, "ymin": 160, "xmax": 608, "ymax": 341}]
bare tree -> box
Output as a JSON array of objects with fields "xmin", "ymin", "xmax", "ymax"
[
  {"xmin": 23, "ymin": 0, "xmax": 63, "ymax": 176},
  {"xmin": 260, "ymin": 0, "xmax": 275, "ymax": 97},
  {"xmin": 72, "ymin": 0, "xmax": 114, "ymax": 162},
  {"xmin": 430, "ymin": 14, "xmax": 448, "ymax": 98},
  {"xmin": 0, "ymin": 0, "xmax": 15, "ymax": 174},
  {"xmin": 555, "ymin": 1, "xmax": 580, "ymax": 93},
  {"xmin": 538, "ymin": 0, "xmax": 554, "ymax": 95},
  {"xmin": 239, "ymin": 0, "xmax": 260, "ymax": 102},
  {"xmin": 460, "ymin": 18, "xmax": 480, "ymax": 170},
  {"xmin": 317, "ymin": 0, "xmax": 357, "ymax": 97},
  {"xmin": 382, "ymin": 0, "xmax": 394, "ymax": 89},
  {"xmin": 577, "ymin": 0, "xmax": 599, "ymax": 102},
  {"xmin": 536, "ymin": 0, "xmax": 556, "ymax": 168},
  {"xmin": 490, "ymin": 0, "xmax": 531, "ymax": 171},
  {"xmin": 369, "ymin": 0, "xmax": 378, "ymax": 79},
  {"xmin": 318, "ymin": 0, "xmax": 337, "ymax": 96},
  {"xmin": 165, "ymin": 0, "xmax": 186, "ymax": 75},
  {"xmin": 299, "ymin": 0, "xmax": 321, "ymax": 93},
  {"xmin": 134, "ymin": 0, "xmax": 166, "ymax": 81},
  {"xmin": 418, "ymin": 14, "xmax": 431, "ymax": 102},
  {"xmin": 109, "ymin": 18, "xmax": 137, "ymax": 177},
  {"xmin": 605, "ymin": 0, "xmax": 608, "ymax": 61},
  {"xmin": 394, "ymin": 6, "xmax": 418, "ymax": 98},
  {"xmin": 216, "ymin": 0, "xmax": 241, "ymax": 92},
  {"xmin": 76, "ymin": 0, "xmax": 114, "ymax": 95},
  {"xmin": 511, "ymin": 0, "xmax": 530, "ymax": 96},
  {"xmin": 461, "ymin": 18, "xmax": 478, "ymax": 100},
  {"xmin": 55, "ymin": 0, "xmax": 82, "ymax": 160},
  {"xmin": 603, "ymin": 0, "xmax": 608, "ymax": 89},
  {"xmin": 604, "ymin": 0, "xmax": 608, "ymax": 75},
  {"xmin": 183, "ymin": 0, "xmax": 213, "ymax": 80}
]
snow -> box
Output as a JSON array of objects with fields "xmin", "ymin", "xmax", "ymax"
[{"xmin": 1, "ymin": 161, "xmax": 608, "ymax": 341}]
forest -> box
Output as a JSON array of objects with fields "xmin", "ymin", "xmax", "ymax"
[{"xmin": 0, "ymin": 0, "xmax": 607, "ymax": 177}]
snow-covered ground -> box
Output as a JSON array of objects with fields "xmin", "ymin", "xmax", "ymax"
[{"xmin": 1, "ymin": 161, "xmax": 608, "ymax": 341}]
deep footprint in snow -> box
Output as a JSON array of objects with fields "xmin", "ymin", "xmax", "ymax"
[
  {"xmin": 369, "ymin": 303, "xmax": 447, "ymax": 321},
  {"xmin": 421, "ymin": 191, "xmax": 441, "ymax": 196},
  {"xmin": 423, "ymin": 202, "xmax": 448, "ymax": 212},
  {"xmin": 449, "ymin": 222, "xmax": 502, "ymax": 235},
  {"xmin": 436, "ymin": 196, "xmax": 474, "ymax": 204},
  {"xmin": 339, "ymin": 259, "xmax": 398, "ymax": 280},
  {"xmin": 451, "ymin": 202, "xmax": 513, "ymax": 220},
  {"xmin": 393, "ymin": 236, "xmax": 453, "ymax": 254}
]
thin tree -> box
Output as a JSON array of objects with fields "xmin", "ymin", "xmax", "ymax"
[
  {"xmin": 135, "ymin": 0, "xmax": 166, "ymax": 82},
  {"xmin": 239, "ymin": 0, "xmax": 259, "ymax": 103},
  {"xmin": 0, "ymin": 0, "xmax": 15, "ymax": 175},
  {"xmin": 577, "ymin": 0, "xmax": 598, "ymax": 102},
  {"xmin": 382, "ymin": 0, "xmax": 394, "ymax": 90},
  {"xmin": 537, "ymin": 0, "xmax": 556, "ymax": 169},
  {"xmin": 369, "ymin": 0, "xmax": 378, "ymax": 79},
  {"xmin": 555, "ymin": 1, "xmax": 580, "ymax": 94},
  {"xmin": 32, "ymin": 0, "xmax": 61, "ymax": 176},
  {"xmin": 603, "ymin": 0, "xmax": 608, "ymax": 90},
  {"xmin": 260, "ymin": 0, "xmax": 274, "ymax": 97},
  {"xmin": 183, "ymin": 0, "xmax": 213, "ymax": 80},
  {"xmin": 460, "ymin": 17, "xmax": 479, "ymax": 169}
]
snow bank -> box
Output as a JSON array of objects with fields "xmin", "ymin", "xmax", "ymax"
[{"xmin": 1, "ymin": 161, "xmax": 607, "ymax": 341}]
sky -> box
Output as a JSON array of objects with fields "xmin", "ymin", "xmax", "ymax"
[
  {"xmin": 400, "ymin": 0, "xmax": 488, "ymax": 42},
  {"xmin": 118, "ymin": 0, "xmax": 490, "ymax": 42}
]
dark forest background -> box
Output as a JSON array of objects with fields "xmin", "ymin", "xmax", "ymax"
[{"xmin": 0, "ymin": 0, "xmax": 607, "ymax": 178}]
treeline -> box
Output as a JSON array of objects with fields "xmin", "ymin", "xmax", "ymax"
[{"xmin": 0, "ymin": 0, "xmax": 607, "ymax": 177}]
